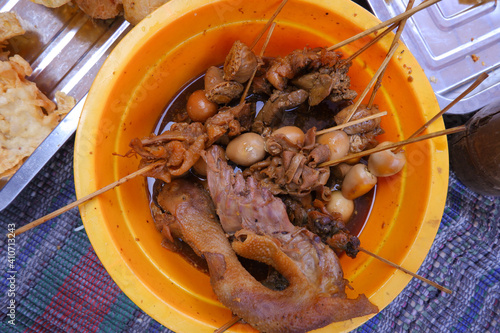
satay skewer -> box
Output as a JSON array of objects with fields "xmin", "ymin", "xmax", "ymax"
[
  {"xmin": 316, "ymin": 111, "xmax": 387, "ymax": 136},
  {"xmin": 327, "ymin": 0, "xmax": 441, "ymax": 52},
  {"xmin": 359, "ymin": 247, "xmax": 452, "ymax": 294},
  {"xmin": 240, "ymin": 0, "xmax": 287, "ymax": 103},
  {"xmin": 240, "ymin": 22, "xmax": 277, "ymax": 104},
  {"xmin": 392, "ymin": 72, "xmax": 489, "ymax": 153},
  {"xmin": 341, "ymin": 0, "xmax": 414, "ymax": 112},
  {"xmin": 342, "ymin": 42, "xmax": 399, "ymax": 124},
  {"xmin": 13, "ymin": 3, "xmax": 401, "ymax": 236},
  {"xmin": 249, "ymin": 0, "xmax": 288, "ymax": 50},
  {"xmin": 366, "ymin": 0, "xmax": 416, "ymax": 109},
  {"xmin": 342, "ymin": 23, "xmax": 397, "ymax": 65},
  {"xmin": 258, "ymin": 22, "xmax": 276, "ymax": 57},
  {"xmin": 319, "ymin": 125, "xmax": 466, "ymax": 167},
  {"xmin": 214, "ymin": 315, "xmax": 241, "ymax": 333},
  {"xmin": 13, "ymin": 161, "xmax": 165, "ymax": 236}
]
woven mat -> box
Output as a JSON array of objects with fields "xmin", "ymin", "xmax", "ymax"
[{"xmin": 1, "ymin": 136, "xmax": 499, "ymax": 333}]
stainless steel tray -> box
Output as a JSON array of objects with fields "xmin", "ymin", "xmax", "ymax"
[
  {"xmin": 367, "ymin": 0, "xmax": 500, "ymax": 114},
  {"xmin": 0, "ymin": 0, "xmax": 131, "ymax": 211}
]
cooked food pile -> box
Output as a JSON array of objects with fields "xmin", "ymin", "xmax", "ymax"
[
  {"xmin": 128, "ymin": 40, "xmax": 408, "ymax": 331},
  {"xmin": 0, "ymin": 12, "xmax": 75, "ymax": 180},
  {"xmin": 31, "ymin": 0, "xmax": 170, "ymax": 25},
  {"xmin": 152, "ymin": 148, "xmax": 378, "ymax": 333}
]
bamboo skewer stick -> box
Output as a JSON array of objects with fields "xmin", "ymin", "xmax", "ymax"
[
  {"xmin": 366, "ymin": 0, "xmax": 416, "ymax": 109},
  {"xmin": 250, "ymin": 0, "xmax": 288, "ymax": 50},
  {"xmin": 342, "ymin": 42, "xmax": 399, "ymax": 124},
  {"xmin": 214, "ymin": 316, "xmax": 241, "ymax": 333},
  {"xmin": 392, "ymin": 72, "xmax": 489, "ymax": 154},
  {"xmin": 13, "ymin": 161, "xmax": 165, "ymax": 236},
  {"xmin": 239, "ymin": 65, "xmax": 258, "ymax": 105},
  {"xmin": 319, "ymin": 125, "xmax": 466, "ymax": 167},
  {"xmin": 327, "ymin": 0, "xmax": 441, "ymax": 52},
  {"xmin": 359, "ymin": 247, "xmax": 452, "ymax": 294},
  {"xmin": 242, "ymin": 0, "xmax": 286, "ymax": 103},
  {"xmin": 240, "ymin": 23, "xmax": 277, "ymax": 104},
  {"xmin": 259, "ymin": 22, "xmax": 276, "ymax": 57},
  {"xmin": 342, "ymin": 23, "xmax": 397, "ymax": 65},
  {"xmin": 316, "ymin": 111, "xmax": 387, "ymax": 136}
]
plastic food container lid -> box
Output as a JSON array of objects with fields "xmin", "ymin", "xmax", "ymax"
[{"xmin": 367, "ymin": 0, "xmax": 500, "ymax": 114}]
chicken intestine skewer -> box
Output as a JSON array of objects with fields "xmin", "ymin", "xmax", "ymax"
[{"xmin": 316, "ymin": 111, "xmax": 387, "ymax": 136}]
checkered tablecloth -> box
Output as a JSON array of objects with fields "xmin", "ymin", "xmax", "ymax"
[{"xmin": 1, "ymin": 136, "xmax": 499, "ymax": 333}]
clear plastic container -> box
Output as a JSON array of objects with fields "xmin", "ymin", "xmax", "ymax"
[{"xmin": 367, "ymin": 0, "xmax": 500, "ymax": 114}]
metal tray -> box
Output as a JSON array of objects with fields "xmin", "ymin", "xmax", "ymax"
[
  {"xmin": 0, "ymin": 0, "xmax": 131, "ymax": 211},
  {"xmin": 367, "ymin": 0, "xmax": 500, "ymax": 114}
]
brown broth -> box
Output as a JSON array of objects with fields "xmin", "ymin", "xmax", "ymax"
[{"xmin": 348, "ymin": 186, "xmax": 376, "ymax": 237}]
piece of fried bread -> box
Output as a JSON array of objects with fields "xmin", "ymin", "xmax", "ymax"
[{"xmin": 0, "ymin": 13, "xmax": 75, "ymax": 179}]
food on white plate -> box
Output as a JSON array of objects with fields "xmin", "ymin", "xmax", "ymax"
[{"xmin": 0, "ymin": 12, "xmax": 75, "ymax": 179}]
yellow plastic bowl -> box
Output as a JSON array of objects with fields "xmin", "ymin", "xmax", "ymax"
[{"xmin": 74, "ymin": 0, "xmax": 448, "ymax": 332}]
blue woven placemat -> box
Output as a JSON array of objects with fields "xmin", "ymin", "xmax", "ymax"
[{"xmin": 1, "ymin": 136, "xmax": 499, "ymax": 332}]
